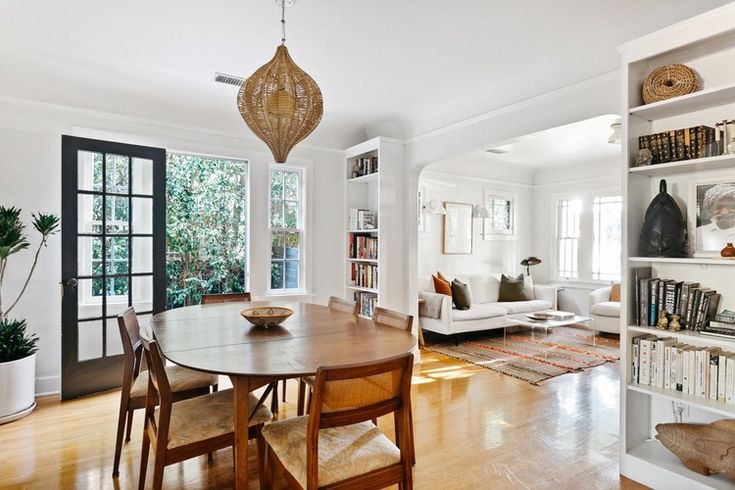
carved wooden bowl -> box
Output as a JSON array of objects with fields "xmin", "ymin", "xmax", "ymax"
[{"xmin": 240, "ymin": 307, "xmax": 293, "ymax": 327}]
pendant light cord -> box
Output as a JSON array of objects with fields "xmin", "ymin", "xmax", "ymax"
[{"xmin": 280, "ymin": 0, "xmax": 286, "ymax": 45}]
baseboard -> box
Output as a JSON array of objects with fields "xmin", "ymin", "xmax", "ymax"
[{"xmin": 35, "ymin": 375, "xmax": 60, "ymax": 397}]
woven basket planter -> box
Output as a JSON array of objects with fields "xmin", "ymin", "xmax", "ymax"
[{"xmin": 641, "ymin": 64, "xmax": 699, "ymax": 104}]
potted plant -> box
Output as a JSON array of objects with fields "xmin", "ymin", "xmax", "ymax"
[{"xmin": 0, "ymin": 206, "xmax": 59, "ymax": 424}]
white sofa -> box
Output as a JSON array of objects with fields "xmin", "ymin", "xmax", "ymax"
[
  {"xmin": 589, "ymin": 286, "xmax": 621, "ymax": 334},
  {"xmin": 418, "ymin": 274, "xmax": 557, "ymax": 336}
]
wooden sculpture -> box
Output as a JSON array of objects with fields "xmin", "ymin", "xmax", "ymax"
[{"xmin": 656, "ymin": 419, "xmax": 735, "ymax": 479}]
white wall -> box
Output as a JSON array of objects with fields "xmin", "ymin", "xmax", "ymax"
[
  {"xmin": 417, "ymin": 169, "xmax": 534, "ymax": 280},
  {"xmin": 532, "ymin": 158, "xmax": 622, "ymax": 315},
  {"xmin": 0, "ymin": 96, "xmax": 345, "ymax": 395}
]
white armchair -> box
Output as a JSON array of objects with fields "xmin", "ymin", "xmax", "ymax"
[{"xmin": 589, "ymin": 286, "xmax": 621, "ymax": 334}]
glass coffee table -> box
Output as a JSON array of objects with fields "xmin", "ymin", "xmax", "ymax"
[{"xmin": 504, "ymin": 312, "xmax": 595, "ymax": 347}]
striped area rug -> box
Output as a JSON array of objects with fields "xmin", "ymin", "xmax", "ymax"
[{"xmin": 426, "ymin": 325, "xmax": 619, "ymax": 384}]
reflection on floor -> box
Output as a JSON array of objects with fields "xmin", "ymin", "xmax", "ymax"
[{"xmin": 0, "ymin": 351, "xmax": 646, "ymax": 489}]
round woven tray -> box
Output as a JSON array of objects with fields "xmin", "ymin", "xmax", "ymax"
[{"xmin": 642, "ymin": 64, "xmax": 698, "ymax": 104}]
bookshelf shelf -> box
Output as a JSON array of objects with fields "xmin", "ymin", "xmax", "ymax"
[
  {"xmin": 626, "ymin": 441, "xmax": 735, "ymax": 490},
  {"xmin": 628, "ymin": 325, "xmax": 735, "ymax": 349},
  {"xmin": 347, "ymin": 229, "xmax": 379, "ymax": 234},
  {"xmin": 629, "ymin": 257, "xmax": 735, "ymax": 266},
  {"xmin": 347, "ymin": 258, "xmax": 378, "ymax": 263},
  {"xmin": 346, "ymin": 285, "xmax": 379, "ymax": 294},
  {"xmin": 628, "ymin": 154, "xmax": 735, "ymax": 177},
  {"xmin": 347, "ymin": 172, "xmax": 379, "ymax": 185},
  {"xmin": 629, "ymin": 81, "xmax": 735, "ymax": 121},
  {"xmin": 628, "ymin": 383, "xmax": 735, "ymax": 417}
]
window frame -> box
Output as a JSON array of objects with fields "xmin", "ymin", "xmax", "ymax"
[
  {"xmin": 268, "ymin": 165, "xmax": 307, "ymax": 294},
  {"xmin": 591, "ymin": 195, "xmax": 623, "ymax": 282},
  {"xmin": 482, "ymin": 189, "xmax": 517, "ymax": 240}
]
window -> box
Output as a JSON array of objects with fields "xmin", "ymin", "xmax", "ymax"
[
  {"xmin": 555, "ymin": 193, "xmax": 621, "ymax": 282},
  {"xmin": 269, "ymin": 167, "xmax": 304, "ymax": 291},
  {"xmin": 592, "ymin": 196, "xmax": 622, "ymax": 281},
  {"xmin": 483, "ymin": 192, "xmax": 514, "ymax": 237},
  {"xmin": 557, "ymin": 198, "xmax": 581, "ymax": 280}
]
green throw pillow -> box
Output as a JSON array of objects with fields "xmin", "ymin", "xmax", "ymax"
[
  {"xmin": 451, "ymin": 279, "xmax": 472, "ymax": 310},
  {"xmin": 498, "ymin": 274, "xmax": 530, "ymax": 302}
]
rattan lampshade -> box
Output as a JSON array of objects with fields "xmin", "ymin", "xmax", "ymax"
[{"xmin": 237, "ymin": 45, "xmax": 323, "ymax": 163}]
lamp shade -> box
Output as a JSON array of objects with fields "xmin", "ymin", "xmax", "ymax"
[{"xmin": 520, "ymin": 256, "xmax": 542, "ymax": 267}]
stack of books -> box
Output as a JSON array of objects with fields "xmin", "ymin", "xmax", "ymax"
[
  {"xmin": 702, "ymin": 310, "xmax": 735, "ymax": 339},
  {"xmin": 348, "ymin": 209, "xmax": 377, "ymax": 230},
  {"xmin": 632, "ymin": 334, "xmax": 735, "ymax": 403},
  {"xmin": 633, "ymin": 268, "xmax": 720, "ymax": 330},
  {"xmin": 354, "ymin": 292, "xmax": 377, "ymax": 317},
  {"xmin": 350, "ymin": 263, "xmax": 378, "ymax": 289},
  {"xmin": 348, "ymin": 235, "xmax": 377, "ymax": 260},
  {"xmin": 637, "ymin": 125, "xmax": 719, "ymax": 165},
  {"xmin": 351, "ymin": 156, "xmax": 378, "ymax": 178}
]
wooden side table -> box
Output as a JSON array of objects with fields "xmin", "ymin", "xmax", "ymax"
[{"xmin": 417, "ymin": 298, "xmax": 426, "ymax": 347}]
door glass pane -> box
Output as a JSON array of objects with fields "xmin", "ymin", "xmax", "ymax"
[
  {"xmin": 105, "ymin": 154, "xmax": 129, "ymax": 194},
  {"xmin": 271, "ymin": 262, "xmax": 283, "ymax": 289},
  {"xmin": 132, "ymin": 275, "xmax": 153, "ymax": 311},
  {"xmin": 271, "ymin": 232, "xmax": 284, "ymax": 259},
  {"xmin": 106, "ymin": 318, "xmax": 124, "ymax": 356},
  {"xmin": 78, "ymin": 279, "xmax": 102, "ymax": 319},
  {"xmin": 284, "ymin": 201, "xmax": 298, "ymax": 228},
  {"xmin": 285, "ymin": 261, "xmax": 299, "ymax": 289},
  {"xmin": 107, "ymin": 302, "xmax": 130, "ymax": 318},
  {"xmin": 77, "ymin": 151, "xmax": 103, "ymax": 192},
  {"xmin": 270, "ymin": 200, "xmax": 283, "ymax": 228},
  {"xmin": 132, "ymin": 157, "xmax": 153, "ymax": 195},
  {"xmin": 78, "ymin": 195, "xmax": 103, "ymax": 234},
  {"xmin": 77, "ymin": 237, "xmax": 102, "ymax": 276},
  {"xmin": 106, "ymin": 276, "xmax": 129, "ymax": 298},
  {"xmin": 105, "ymin": 196, "xmax": 129, "ymax": 235},
  {"xmin": 284, "ymin": 172, "xmax": 298, "ymax": 200},
  {"xmin": 285, "ymin": 232, "xmax": 299, "ymax": 259},
  {"xmin": 132, "ymin": 237, "xmax": 153, "ymax": 273},
  {"xmin": 132, "ymin": 197, "xmax": 153, "ymax": 234},
  {"xmin": 270, "ymin": 170, "xmax": 283, "ymax": 199},
  {"xmin": 78, "ymin": 321, "xmax": 103, "ymax": 361}
]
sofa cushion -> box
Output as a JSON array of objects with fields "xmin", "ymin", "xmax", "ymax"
[
  {"xmin": 524, "ymin": 274, "xmax": 536, "ymax": 300},
  {"xmin": 591, "ymin": 301, "xmax": 620, "ymax": 318},
  {"xmin": 609, "ymin": 282, "xmax": 621, "ymax": 302},
  {"xmin": 432, "ymin": 274, "xmax": 452, "ymax": 296},
  {"xmin": 451, "ymin": 279, "xmax": 472, "ymax": 310},
  {"xmin": 460, "ymin": 274, "xmax": 499, "ymax": 304},
  {"xmin": 493, "ymin": 300, "xmax": 552, "ymax": 315},
  {"xmin": 452, "ymin": 304, "xmax": 508, "ymax": 322},
  {"xmin": 498, "ymin": 274, "xmax": 529, "ymax": 301}
]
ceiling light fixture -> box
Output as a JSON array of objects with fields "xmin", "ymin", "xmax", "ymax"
[{"xmin": 237, "ymin": 0, "xmax": 323, "ymax": 163}]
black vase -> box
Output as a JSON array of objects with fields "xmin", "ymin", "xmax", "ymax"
[{"xmin": 640, "ymin": 179, "xmax": 687, "ymax": 257}]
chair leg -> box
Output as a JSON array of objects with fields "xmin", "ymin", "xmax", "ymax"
[
  {"xmin": 138, "ymin": 429, "xmax": 150, "ymax": 490},
  {"xmin": 306, "ymin": 388, "xmax": 312, "ymax": 414},
  {"xmin": 112, "ymin": 397, "xmax": 129, "ymax": 477},
  {"xmin": 255, "ymin": 425, "xmax": 266, "ymax": 489},
  {"xmin": 125, "ymin": 409, "xmax": 134, "ymax": 442},
  {"xmin": 152, "ymin": 455, "xmax": 165, "ymax": 490},
  {"xmin": 212, "ymin": 383, "xmax": 219, "ymax": 393},
  {"xmin": 270, "ymin": 385, "xmax": 279, "ymax": 415},
  {"xmin": 281, "ymin": 379, "xmax": 287, "ymax": 402},
  {"xmin": 262, "ymin": 442, "xmax": 274, "ymax": 490},
  {"xmin": 297, "ymin": 379, "xmax": 306, "ymax": 416},
  {"xmin": 207, "ymin": 451, "xmax": 214, "ymax": 464},
  {"xmin": 408, "ymin": 401, "xmax": 416, "ymax": 466}
]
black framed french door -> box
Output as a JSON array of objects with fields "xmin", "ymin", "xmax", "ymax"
[{"xmin": 61, "ymin": 136, "xmax": 166, "ymax": 400}]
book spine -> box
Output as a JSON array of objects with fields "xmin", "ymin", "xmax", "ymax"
[
  {"xmin": 655, "ymin": 339, "xmax": 664, "ymax": 388},
  {"xmin": 675, "ymin": 347, "xmax": 684, "ymax": 391},
  {"xmin": 664, "ymin": 344, "xmax": 672, "ymax": 390},
  {"xmin": 632, "ymin": 336, "xmax": 641, "ymax": 384},
  {"xmin": 640, "ymin": 338, "xmax": 652, "ymax": 385},
  {"xmin": 640, "ymin": 279, "xmax": 650, "ymax": 327},
  {"xmin": 719, "ymin": 354, "xmax": 728, "ymax": 402},
  {"xmin": 728, "ymin": 356, "xmax": 735, "ymax": 404},
  {"xmin": 710, "ymin": 354, "xmax": 719, "ymax": 401},
  {"xmin": 682, "ymin": 349, "xmax": 691, "ymax": 394}
]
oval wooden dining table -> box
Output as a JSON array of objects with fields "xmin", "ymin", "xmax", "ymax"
[{"xmin": 151, "ymin": 301, "xmax": 417, "ymax": 489}]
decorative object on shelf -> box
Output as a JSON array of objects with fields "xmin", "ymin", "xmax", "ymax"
[
  {"xmin": 692, "ymin": 181, "xmax": 735, "ymax": 255},
  {"xmin": 641, "ymin": 64, "xmax": 699, "ymax": 105},
  {"xmin": 668, "ymin": 314, "xmax": 681, "ymax": 332},
  {"xmin": 722, "ymin": 242, "xmax": 735, "ymax": 259},
  {"xmin": 442, "ymin": 202, "xmax": 473, "ymax": 255},
  {"xmin": 656, "ymin": 419, "xmax": 735, "ymax": 480},
  {"xmin": 638, "ymin": 125, "xmax": 718, "ymax": 165},
  {"xmin": 656, "ymin": 313, "xmax": 669, "ymax": 330},
  {"xmin": 240, "ymin": 306, "xmax": 293, "ymax": 327},
  {"xmin": 639, "ymin": 179, "xmax": 688, "ymax": 257},
  {"xmin": 237, "ymin": 0, "xmax": 323, "ymax": 163},
  {"xmin": 635, "ymin": 148, "xmax": 653, "ymax": 166},
  {"xmin": 520, "ymin": 256, "xmax": 542, "ymax": 276},
  {"xmin": 608, "ymin": 119, "xmax": 622, "ymax": 145},
  {"xmin": 726, "ymin": 120, "xmax": 735, "ymax": 155},
  {"xmin": 0, "ymin": 206, "xmax": 59, "ymax": 424}
]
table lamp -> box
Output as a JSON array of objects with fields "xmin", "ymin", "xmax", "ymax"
[{"xmin": 520, "ymin": 256, "xmax": 542, "ymax": 276}]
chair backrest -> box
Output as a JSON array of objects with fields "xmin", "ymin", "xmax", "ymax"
[
  {"xmin": 327, "ymin": 296, "xmax": 358, "ymax": 315},
  {"xmin": 117, "ymin": 308, "xmax": 145, "ymax": 390},
  {"xmin": 200, "ymin": 292, "xmax": 252, "ymax": 304},
  {"xmin": 372, "ymin": 307, "xmax": 413, "ymax": 333},
  {"xmin": 141, "ymin": 336, "xmax": 173, "ymax": 409}
]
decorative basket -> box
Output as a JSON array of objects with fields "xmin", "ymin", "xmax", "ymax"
[
  {"xmin": 641, "ymin": 64, "xmax": 699, "ymax": 104},
  {"xmin": 240, "ymin": 307, "xmax": 293, "ymax": 327}
]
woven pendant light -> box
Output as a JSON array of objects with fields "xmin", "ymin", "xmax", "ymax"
[{"xmin": 237, "ymin": 1, "xmax": 323, "ymax": 163}]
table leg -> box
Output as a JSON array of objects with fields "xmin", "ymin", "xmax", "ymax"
[
  {"xmin": 417, "ymin": 319, "xmax": 425, "ymax": 347},
  {"xmin": 232, "ymin": 375, "xmax": 252, "ymax": 490}
]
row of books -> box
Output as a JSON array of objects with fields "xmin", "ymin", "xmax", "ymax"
[
  {"xmin": 700, "ymin": 309, "xmax": 735, "ymax": 339},
  {"xmin": 637, "ymin": 124, "xmax": 721, "ymax": 165},
  {"xmin": 350, "ymin": 156, "xmax": 378, "ymax": 179},
  {"xmin": 633, "ymin": 268, "xmax": 720, "ymax": 330},
  {"xmin": 354, "ymin": 292, "xmax": 377, "ymax": 318},
  {"xmin": 348, "ymin": 208, "xmax": 377, "ymax": 230},
  {"xmin": 632, "ymin": 334, "xmax": 735, "ymax": 403},
  {"xmin": 348, "ymin": 235, "xmax": 377, "ymax": 260},
  {"xmin": 350, "ymin": 263, "xmax": 378, "ymax": 289}
]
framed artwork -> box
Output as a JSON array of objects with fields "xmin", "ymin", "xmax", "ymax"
[
  {"xmin": 689, "ymin": 180, "xmax": 735, "ymax": 256},
  {"xmin": 442, "ymin": 202, "xmax": 473, "ymax": 254}
]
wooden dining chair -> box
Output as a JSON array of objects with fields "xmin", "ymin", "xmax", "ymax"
[
  {"xmin": 372, "ymin": 307, "xmax": 413, "ymax": 333},
  {"xmin": 297, "ymin": 296, "xmax": 358, "ymax": 416},
  {"xmin": 260, "ymin": 353, "xmax": 415, "ymax": 490},
  {"xmin": 200, "ymin": 292, "xmax": 252, "ymax": 304},
  {"xmin": 113, "ymin": 308, "xmax": 220, "ymax": 477},
  {"xmin": 138, "ymin": 335, "xmax": 273, "ymax": 490}
]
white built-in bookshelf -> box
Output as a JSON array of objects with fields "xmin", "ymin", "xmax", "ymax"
[
  {"xmin": 344, "ymin": 137, "xmax": 405, "ymax": 318},
  {"xmin": 620, "ymin": 6, "xmax": 735, "ymax": 489}
]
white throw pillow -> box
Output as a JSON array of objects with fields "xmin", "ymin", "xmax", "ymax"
[{"xmin": 524, "ymin": 274, "xmax": 536, "ymax": 300}]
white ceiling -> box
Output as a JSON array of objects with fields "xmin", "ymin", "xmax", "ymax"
[{"xmin": 0, "ymin": 1, "xmax": 730, "ymax": 149}]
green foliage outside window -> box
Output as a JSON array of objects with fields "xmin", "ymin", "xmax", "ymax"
[{"xmin": 166, "ymin": 154, "xmax": 248, "ymax": 308}]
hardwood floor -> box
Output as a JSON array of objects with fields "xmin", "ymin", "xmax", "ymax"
[{"xmin": 0, "ymin": 351, "xmax": 646, "ymax": 489}]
